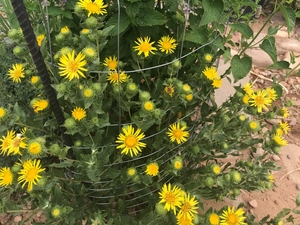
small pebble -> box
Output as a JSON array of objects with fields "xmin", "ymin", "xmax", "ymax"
[
  {"xmin": 14, "ymin": 215, "xmax": 22, "ymax": 223},
  {"xmin": 274, "ymin": 181, "xmax": 280, "ymax": 187},
  {"xmin": 249, "ymin": 199, "xmax": 258, "ymax": 208},
  {"xmin": 274, "ymin": 200, "xmax": 279, "ymax": 205},
  {"xmin": 287, "ymin": 155, "xmax": 291, "ymax": 159},
  {"xmin": 296, "ymin": 184, "xmax": 300, "ymax": 190}
]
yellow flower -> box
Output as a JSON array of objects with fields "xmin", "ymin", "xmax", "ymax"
[
  {"xmin": 276, "ymin": 128, "xmax": 284, "ymax": 136},
  {"xmin": 203, "ymin": 66, "xmax": 218, "ymax": 80},
  {"xmin": 269, "ymin": 174, "xmax": 275, "ymax": 183},
  {"xmin": 249, "ymin": 121, "xmax": 260, "ymax": 131},
  {"xmin": 0, "ymin": 130, "xmax": 15, "ymax": 155},
  {"xmin": 173, "ymin": 157, "xmax": 183, "ymax": 170},
  {"xmin": 166, "ymin": 122, "xmax": 189, "ymax": 144},
  {"xmin": 103, "ymin": 56, "xmax": 118, "ymax": 70},
  {"xmin": 83, "ymin": 88, "xmax": 94, "ymax": 98},
  {"xmin": 243, "ymin": 82, "xmax": 253, "ymax": 95},
  {"xmin": 8, "ymin": 64, "xmax": 25, "ymax": 83},
  {"xmin": 116, "ymin": 125, "xmax": 146, "ymax": 157},
  {"xmin": 279, "ymin": 121, "xmax": 290, "ymax": 134},
  {"xmin": 31, "ymin": 76, "xmax": 40, "ymax": 85},
  {"xmin": 209, "ymin": 213, "xmax": 220, "ymax": 225},
  {"xmin": 133, "ymin": 36, "xmax": 157, "ymax": 58},
  {"xmin": 159, "ymin": 183, "xmax": 184, "ymax": 214},
  {"xmin": 58, "ymin": 50, "xmax": 87, "ymax": 81},
  {"xmin": 220, "ymin": 206, "xmax": 246, "ymax": 225},
  {"xmin": 36, "ymin": 34, "xmax": 45, "ymax": 47},
  {"xmin": 77, "ymin": 0, "xmax": 108, "ymax": 17},
  {"xmin": 204, "ymin": 53, "xmax": 213, "ymax": 63},
  {"xmin": 72, "ymin": 107, "xmax": 87, "ymax": 121},
  {"xmin": 0, "ymin": 107, "xmax": 6, "ymax": 119},
  {"xmin": 60, "ymin": 26, "xmax": 70, "ymax": 34},
  {"xmin": 27, "ymin": 141, "xmax": 42, "ymax": 156},
  {"xmin": 165, "ymin": 85, "xmax": 175, "ymax": 97},
  {"xmin": 32, "ymin": 99, "xmax": 49, "ymax": 113},
  {"xmin": 265, "ymin": 87, "xmax": 277, "ymax": 101},
  {"xmin": 177, "ymin": 215, "xmax": 193, "ymax": 225},
  {"xmin": 143, "ymin": 101, "xmax": 154, "ymax": 111},
  {"xmin": 212, "ymin": 164, "xmax": 221, "ymax": 175},
  {"xmin": 18, "ymin": 159, "xmax": 45, "ymax": 191},
  {"xmin": 0, "ymin": 167, "xmax": 13, "ymax": 187},
  {"xmin": 82, "ymin": 47, "xmax": 96, "ymax": 59},
  {"xmin": 145, "ymin": 162, "xmax": 159, "ymax": 176},
  {"xmin": 127, "ymin": 167, "xmax": 137, "ymax": 177},
  {"xmin": 80, "ymin": 28, "xmax": 90, "ymax": 35},
  {"xmin": 177, "ymin": 193, "xmax": 199, "ymax": 220},
  {"xmin": 273, "ymin": 132, "xmax": 288, "ymax": 146},
  {"xmin": 212, "ymin": 78, "xmax": 222, "ymax": 88},
  {"xmin": 7, "ymin": 135, "xmax": 27, "ymax": 156},
  {"xmin": 157, "ymin": 35, "xmax": 177, "ymax": 54},
  {"xmin": 249, "ymin": 90, "xmax": 272, "ymax": 113},
  {"xmin": 51, "ymin": 206, "xmax": 62, "ymax": 218},
  {"xmin": 242, "ymin": 94, "xmax": 250, "ymax": 105},
  {"xmin": 107, "ymin": 71, "xmax": 129, "ymax": 83},
  {"xmin": 281, "ymin": 107, "xmax": 289, "ymax": 118}
]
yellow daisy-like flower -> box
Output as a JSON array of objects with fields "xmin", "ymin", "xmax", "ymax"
[
  {"xmin": 143, "ymin": 101, "xmax": 154, "ymax": 112},
  {"xmin": 127, "ymin": 167, "xmax": 137, "ymax": 177},
  {"xmin": 18, "ymin": 159, "xmax": 45, "ymax": 191},
  {"xmin": 276, "ymin": 128, "xmax": 284, "ymax": 136},
  {"xmin": 31, "ymin": 76, "xmax": 40, "ymax": 85},
  {"xmin": 166, "ymin": 122, "xmax": 189, "ymax": 144},
  {"xmin": 0, "ymin": 107, "xmax": 6, "ymax": 119},
  {"xmin": 269, "ymin": 174, "xmax": 275, "ymax": 183},
  {"xmin": 279, "ymin": 121, "xmax": 290, "ymax": 134},
  {"xmin": 0, "ymin": 167, "xmax": 13, "ymax": 187},
  {"xmin": 281, "ymin": 107, "xmax": 289, "ymax": 118},
  {"xmin": 51, "ymin": 206, "xmax": 62, "ymax": 218},
  {"xmin": 103, "ymin": 56, "xmax": 118, "ymax": 70},
  {"xmin": 58, "ymin": 50, "xmax": 88, "ymax": 81},
  {"xmin": 36, "ymin": 34, "xmax": 45, "ymax": 47},
  {"xmin": 32, "ymin": 99, "xmax": 49, "ymax": 113},
  {"xmin": 107, "ymin": 70, "xmax": 129, "ymax": 83},
  {"xmin": 8, "ymin": 64, "xmax": 25, "ymax": 83},
  {"xmin": 212, "ymin": 78, "xmax": 222, "ymax": 89},
  {"xmin": 204, "ymin": 53, "xmax": 213, "ymax": 63},
  {"xmin": 7, "ymin": 135, "xmax": 27, "ymax": 156},
  {"xmin": 249, "ymin": 121, "xmax": 260, "ymax": 131},
  {"xmin": 177, "ymin": 215, "xmax": 193, "ymax": 225},
  {"xmin": 242, "ymin": 94, "xmax": 250, "ymax": 105},
  {"xmin": 133, "ymin": 36, "xmax": 157, "ymax": 58},
  {"xmin": 27, "ymin": 141, "xmax": 42, "ymax": 156},
  {"xmin": 165, "ymin": 85, "xmax": 175, "ymax": 97},
  {"xmin": 115, "ymin": 125, "xmax": 146, "ymax": 157},
  {"xmin": 273, "ymin": 132, "xmax": 288, "ymax": 146},
  {"xmin": 203, "ymin": 66, "xmax": 218, "ymax": 80},
  {"xmin": 0, "ymin": 130, "xmax": 15, "ymax": 155},
  {"xmin": 173, "ymin": 157, "xmax": 183, "ymax": 170},
  {"xmin": 185, "ymin": 94, "xmax": 193, "ymax": 102},
  {"xmin": 72, "ymin": 107, "xmax": 87, "ymax": 121},
  {"xmin": 82, "ymin": 47, "xmax": 96, "ymax": 59},
  {"xmin": 83, "ymin": 88, "xmax": 94, "ymax": 98},
  {"xmin": 182, "ymin": 84, "xmax": 191, "ymax": 93},
  {"xmin": 158, "ymin": 35, "xmax": 177, "ymax": 54},
  {"xmin": 220, "ymin": 206, "xmax": 246, "ymax": 225},
  {"xmin": 212, "ymin": 164, "xmax": 221, "ymax": 175},
  {"xmin": 265, "ymin": 87, "xmax": 277, "ymax": 101},
  {"xmin": 243, "ymin": 82, "xmax": 253, "ymax": 95},
  {"xmin": 249, "ymin": 90, "xmax": 272, "ymax": 113},
  {"xmin": 177, "ymin": 193, "xmax": 199, "ymax": 220},
  {"xmin": 209, "ymin": 213, "xmax": 220, "ymax": 225},
  {"xmin": 77, "ymin": 0, "xmax": 108, "ymax": 17},
  {"xmin": 60, "ymin": 26, "xmax": 70, "ymax": 34},
  {"xmin": 80, "ymin": 28, "xmax": 90, "ymax": 35},
  {"xmin": 145, "ymin": 162, "xmax": 159, "ymax": 176},
  {"xmin": 159, "ymin": 183, "xmax": 184, "ymax": 214}
]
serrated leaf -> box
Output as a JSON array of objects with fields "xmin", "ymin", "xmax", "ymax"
[
  {"xmin": 136, "ymin": 8, "xmax": 167, "ymax": 26},
  {"xmin": 106, "ymin": 13, "xmax": 131, "ymax": 36},
  {"xmin": 49, "ymin": 160, "xmax": 73, "ymax": 168},
  {"xmin": 259, "ymin": 36, "xmax": 277, "ymax": 62},
  {"xmin": 279, "ymin": 5, "xmax": 296, "ymax": 35},
  {"xmin": 229, "ymin": 23, "xmax": 253, "ymax": 39},
  {"xmin": 162, "ymin": 0, "xmax": 181, "ymax": 12},
  {"xmin": 268, "ymin": 25, "xmax": 279, "ymax": 35},
  {"xmin": 200, "ymin": 0, "xmax": 223, "ymax": 26},
  {"xmin": 184, "ymin": 26, "xmax": 208, "ymax": 44},
  {"xmin": 231, "ymin": 55, "xmax": 252, "ymax": 82},
  {"xmin": 268, "ymin": 61, "xmax": 290, "ymax": 69}
]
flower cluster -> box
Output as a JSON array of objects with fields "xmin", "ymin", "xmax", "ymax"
[{"xmin": 208, "ymin": 206, "xmax": 247, "ymax": 225}]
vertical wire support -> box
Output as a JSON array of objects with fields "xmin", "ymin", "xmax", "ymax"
[
  {"xmin": 11, "ymin": 0, "xmax": 73, "ymax": 147},
  {"xmin": 117, "ymin": 0, "xmax": 121, "ymax": 131}
]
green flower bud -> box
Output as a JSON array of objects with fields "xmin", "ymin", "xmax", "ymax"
[
  {"xmin": 272, "ymin": 146, "xmax": 281, "ymax": 154},
  {"xmin": 230, "ymin": 171, "xmax": 242, "ymax": 184},
  {"xmin": 285, "ymin": 100, "xmax": 294, "ymax": 107},
  {"xmin": 74, "ymin": 4, "xmax": 84, "ymax": 15},
  {"xmin": 8, "ymin": 28, "xmax": 22, "ymax": 40},
  {"xmin": 203, "ymin": 53, "xmax": 213, "ymax": 63},
  {"xmin": 56, "ymin": 83, "xmax": 67, "ymax": 93},
  {"xmin": 55, "ymin": 33, "xmax": 65, "ymax": 42},
  {"xmin": 232, "ymin": 188, "xmax": 240, "ymax": 197},
  {"xmin": 12, "ymin": 164, "xmax": 21, "ymax": 173},
  {"xmin": 205, "ymin": 177, "xmax": 214, "ymax": 188},
  {"xmin": 13, "ymin": 46, "xmax": 24, "ymax": 56},
  {"xmin": 192, "ymin": 145, "xmax": 200, "ymax": 154},
  {"xmin": 64, "ymin": 118, "xmax": 76, "ymax": 130},
  {"xmin": 155, "ymin": 203, "xmax": 167, "ymax": 216},
  {"xmin": 222, "ymin": 142, "xmax": 229, "ymax": 150},
  {"xmin": 92, "ymin": 83, "xmax": 102, "ymax": 92},
  {"xmin": 238, "ymin": 114, "xmax": 246, "ymax": 121},
  {"xmin": 235, "ymin": 91, "xmax": 244, "ymax": 98},
  {"xmin": 74, "ymin": 140, "xmax": 82, "ymax": 147},
  {"xmin": 192, "ymin": 215, "xmax": 200, "ymax": 224},
  {"xmin": 139, "ymin": 91, "xmax": 151, "ymax": 101},
  {"xmin": 51, "ymin": 206, "xmax": 62, "ymax": 218},
  {"xmin": 85, "ymin": 16, "xmax": 98, "ymax": 28},
  {"xmin": 172, "ymin": 60, "xmax": 182, "ymax": 69},
  {"xmin": 224, "ymin": 174, "xmax": 231, "ymax": 183},
  {"xmin": 126, "ymin": 82, "xmax": 138, "ymax": 94},
  {"xmin": 37, "ymin": 176, "xmax": 48, "ymax": 187},
  {"xmin": 49, "ymin": 143, "xmax": 61, "ymax": 155}
]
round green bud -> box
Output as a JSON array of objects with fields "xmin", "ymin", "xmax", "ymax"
[
  {"xmin": 36, "ymin": 136, "xmax": 46, "ymax": 144},
  {"xmin": 230, "ymin": 171, "xmax": 242, "ymax": 184},
  {"xmin": 126, "ymin": 82, "xmax": 138, "ymax": 94},
  {"xmin": 91, "ymin": 116, "xmax": 99, "ymax": 125},
  {"xmin": 232, "ymin": 188, "xmax": 240, "ymax": 197},
  {"xmin": 132, "ymin": 175, "xmax": 140, "ymax": 183},
  {"xmin": 172, "ymin": 60, "xmax": 182, "ymax": 69},
  {"xmin": 92, "ymin": 83, "xmax": 102, "ymax": 92},
  {"xmin": 192, "ymin": 145, "xmax": 200, "ymax": 154},
  {"xmin": 8, "ymin": 29, "xmax": 21, "ymax": 40},
  {"xmin": 166, "ymin": 78, "xmax": 173, "ymax": 84},
  {"xmin": 222, "ymin": 142, "xmax": 229, "ymax": 150},
  {"xmin": 155, "ymin": 203, "xmax": 167, "ymax": 216},
  {"xmin": 113, "ymin": 84, "xmax": 123, "ymax": 94},
  {"xmin": 88, "ymin": 33, "xmax": 97, "ymax": 41},
  {"xmin": 74, "ymin": 4, "xmax": 84, "ymax": 15},
  {"xmin": 236, "ymin": 91, "xmax": 244, "ymax": 98},
  {"xmin": 36, "ymin": 176, "xmax": 48, "ymax": 187},
  {"xmin": 272, "ymin": 146, "xmax": 281, "ymax": 154},
  {"xmin": 13, "ymin": 46, "xmax": 23, "ymax": 56},
  {"xmin": 153, "ymin": 109, "xmax": 161, "ymax": 119},
  {"xmin": 74, "ymin": 140, "xmax": 82, "ymax": 147},
  {"xmin": 192, "ymin": 215, "xmax": 200, "ymax": 224},
  {"xmin": 25, "ymin": 69, "xmax": 33, "ymax": 76},
  {"xmin": 265, "ymin": 182, "xmax": 273, "ymax": 190},
  {"xmin": 285, "ymin": 100, "xmax": 294, "ymax": 107},
  {"xmin": 224, "ymin": 173, "xmax": 231, "ymax": 183},
  {"xmin": 56, "ymin": 83, "xmax": 67, "ymax": 93},
  {"xmin": 85, "ymin": 16, "xmax": 98, "ymax": 28},
  {"xmin": 139, "ymin": 91, "xmax": 151, "ymax": 101},
  {"xmin": 49, "ymin": 143, "xmax": 61, "ymax": 155},
  {"xmin": 55, "ymin": 33, "xmax": 65, "ymax": 42},
  {"xmin": 11, "ymin": 164, "xmax": 21, "ymax": 173},
  {"xmin": 64, "ymin": 118, "xmax": 76, "ymax": 130},
  {"xmin": 179, "ymin": 120, "xmax": 187, "ymax": 128},
  {"xmin": 205, "ymin": 177, "xmax": 214, "ymax": 188}
]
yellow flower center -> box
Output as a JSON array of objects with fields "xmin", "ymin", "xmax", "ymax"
[
  {"xmin": 68, "ymin": 60, "xmax": 79, "ymax": 73},
  {"xmin": 227, "ymin": 213, "xmax": 238, "ymax": 225},
  {"xmin": 87, "ymin": 3, "xmax": 99, "ymax": 13},
  {"xmin": 209, "ymin": 213, "xmax": 219, "ymax": 224},
  {"xmin": 84, "ymin": 89, "xmax": 93, "ymax": 97},
  {"xmin": 14, "ymin": 70, "xmax": 22, "ymax": 78},
  {"xmin": 26, "ymin": 168, "xmax": 38, "ymax": 181},
  {"xmin": 125, "ymin": 135, "xmax": 137, "ymax": 148},
  {"xmin": 52, "ymin": 208, "xmax": 61, "ymax": 217},
  {"xmin": 162, "ymin": 42, "xmax": 171, "ymax": 50},
  {"xmin": 174, "ymin": 161, "xmax": 182, "ymax": 169},
  {"xmin": 3, "ymin": 171, "xmax": 13, "ymax": 184},
  {"xmin": 29, "ymin": 142, "xmax": 42, "ymax": 155},
  {"xmin": 254, "ymin": 96, "xmax": 265, "ymax": 106},
  {"xmin": 128, "ymin": 169, "xmax": 135, "ymax": 176},
  {"xmin": 165, "ymin": 192, "xmax": 176, "ymax": 204},
  {"xmin": 140, "ymin": 42, "xmax": 151, "ymax": 52},
  {"xmin": 144, "ymin": 102, "xmax": 154, "ymax": 111},
  {"xmin": 173, "ymin": 129, "xmax": 182, "ymax": 138},
  {"xmin": 181, "ymin": 202, "xmax": 191, "ymax": 213},
  {"xmin": 250, "ymin": 122, "xmax": 257, "ymax": 129},
  {"xmin": 109, "ymin": 61, "xmax": 117, "ymax": 69},
  {"xmin": 12, "ymin": 138, "xmax": 21, "ymax": 148}
]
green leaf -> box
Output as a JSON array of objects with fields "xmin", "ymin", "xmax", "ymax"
[
  {"xmin": 47, "ymin": 6, "xmax": 63, "ymax": 16},
  {"xmin": 229, "ymin": 23, "xmax": 253, "ymax": 39},
  {"xmin": 184, "ymin": 26, "xmax": 208, "ymax": 45},
  {"xmin": 162, "ymin": 0, "xmax": 181, "ymax": 12},
  {"xmin": 231, "ymin": 55, "xmax": 252, "ymax": 82},
  {"xmin": 106, "ymin": 13, "xmax": 131, "ymax": 35},
  {"xmin": 268, "ymin": 61, "xmax": 290, "ymax": 69},
  {"xmin": 200, "ymin": 0, "xmax": 224, "ymax": 26},
  {"xmin": 296, "ymin": 192, "xmax": 300, "ymax": 207},
  {"xmin": 296, "ymin": 11, "xmax": 300, "ymax": 18},
  {"xmin": 273, "ymin": 83, "xmax": 283, "ymax": 99},
  {"xmin": 136, "ymin": 8, "xmax": 167, "ymax": 26},
  {"xmin": 49, "ymin": 160, "xmax": 73, "ymax": 168},
  {"xmin": 259, "ymin": 36, "xmax": 277, "ymax": 62},
  {"xmin": 279, "ymin": 5, "xmax": 296, "ymax": 35},
  {"xmin": 268, "ymin": 25, "xmax": 279, "ymax": 35}
]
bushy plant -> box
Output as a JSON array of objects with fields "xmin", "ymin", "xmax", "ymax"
[{"xmin": 0, "ymin": 0, "xmax": 299, "ymax": 224}]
